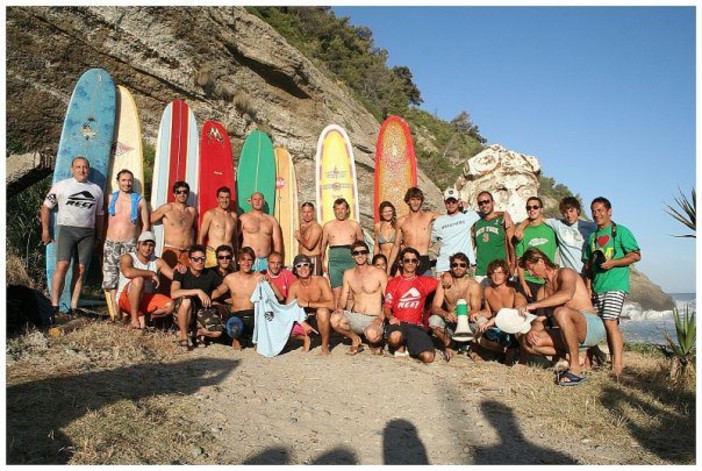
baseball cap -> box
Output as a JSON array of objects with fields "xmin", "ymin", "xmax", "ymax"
[
  {"xmin": 138, "ymin": 231, "xmax": 156, "ymax": 243},
  {"xmin": 293, "ymin": 254, "xmax": 312, "ymax": 266},
  {"xmin": 494, "ymin": 308, "xmax": 536, "ymax": 334},
  {"xmin": 444, "ymin": 188, "xmax": 459, "ymax": 201}
]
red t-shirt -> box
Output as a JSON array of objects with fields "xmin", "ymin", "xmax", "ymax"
[
  {"xmin": 384, "ymin": 275, "xmax": 439, "ymax": 325},
  {"xmin": 264, "ymin": 269, "xmax": 296, "ymax": 299}
]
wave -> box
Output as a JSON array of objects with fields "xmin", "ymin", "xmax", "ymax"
[
  {"xmin": 621, "ymin": 297, "xmax": 696, "ymax": 322},
  {"xmin": 620, "ymin": 295, "xmax": 695, "ymax": 345}
]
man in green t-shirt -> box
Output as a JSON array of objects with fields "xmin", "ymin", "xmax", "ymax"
[
  {"xmin": 472, "ymin": 191, "xmax": 515, "ymax": 283},
  {"xmin": 513, "ymin": 197, "xmax": 557, "ymax": 303},
  {"xmin": 582, "ymin": 196, "xmax": 641, "ymax": 379}
]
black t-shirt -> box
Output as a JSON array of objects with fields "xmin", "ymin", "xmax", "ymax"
[{"xmin": 173, "ymin": 268, "xmax": 222, "ymax": 310}]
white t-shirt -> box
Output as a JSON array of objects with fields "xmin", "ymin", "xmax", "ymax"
[
  {"xmin": 43, "ymin": 177, "xmax": 104, "ymax": 228},
  {"xmin": 432, "ymin": 210, "xmax": 482, "ymax": 272},
  {"xmin": 544, "ymin": 218, "xmax": 597, "ymax": 272},
  {"xmin": 116, "ymin": 253, "xmax": 159, "ymax": 301}
]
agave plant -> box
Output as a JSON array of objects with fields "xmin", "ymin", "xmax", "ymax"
[
  {"xmin": 658, "ymin": 306, "xmax": 696, "ymax": 385},
  {"xmin": 665, "ymin": 187, "xmax": 696, "ymax": 238}
]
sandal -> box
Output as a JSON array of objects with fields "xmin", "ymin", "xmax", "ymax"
[
  {"xmin": 178, "ymin": 339, "xmax": 192, "ymax": 351},
  {"xmin": 557, "ymin": 370, "xmax": 587, "ymax": 386},
  {"xmin": 346, "ymin": 344, "xmax": 364, "ymax": 356}
]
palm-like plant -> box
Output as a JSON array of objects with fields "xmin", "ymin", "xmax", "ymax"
[
  {"xmin": 665, "ymin": 187, "xmax": 696, "ymax": 238},
  {"xmin": 659, "ymin": 306, "xmax": 696, "ymax": 386}
]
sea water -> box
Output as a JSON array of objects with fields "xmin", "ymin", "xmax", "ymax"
[{"xmin": 620, "ymin": 293, "xmax": 696, "ymax": 345}]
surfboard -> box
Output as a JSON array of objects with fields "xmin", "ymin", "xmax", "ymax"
[
  {"xmin": 104, "ymin": 84, "xmax": 144, "ymax": 320},
  {"xmin": 46, "ymin": 68, "xmax": 116, "ymax": 312},
  {"xmin": 151, "ymin": 99, "xmax": 199, "ymax": 256},
  {"xmin": 198, "ymin": 120, "xmax": 235, "ymax": 230},
  {"xmin": 236, "ymin": 130, "xmax": 276, "ymax": 215},
  {"xmin": 374, "ymin": 115, "xmax": 418, "ymax": 222},
  {"xmin": 315, "ymin": 124, "xmax": 360, "ymax": 225},
  {"xmin": 274, "ymin": 147, "xmax": 299, "ymax": 267}
]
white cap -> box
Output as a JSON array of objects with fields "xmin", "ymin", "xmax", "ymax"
[
  {"xmin": 495, "ymin": 308, "xmax": 536, "ymax": 334},
  {"xmin": 138, "ymin": 231, "xmax": 156, "ymax": 243},
  {"xmin": 444, "ymin": 188, "xmax": 459, "ymax": 201}
]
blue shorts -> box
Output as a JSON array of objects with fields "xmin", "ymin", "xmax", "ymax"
[
  {"xmin": 580, "ymin": 312, "xmax": 606, "ymax": 348},
  {"xmin": 252, "ymin": 257, "xmax": 268, "ymax": 272}
]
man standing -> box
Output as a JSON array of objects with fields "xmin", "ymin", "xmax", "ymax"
[
  {"xmin": 320, "ymin": 198, "xmax": 364, "ymax": 308},
  {"xmin": 387, "ymin": 187, "xmax": 439, "ymax": 275},
  {"xmin": 431, "ymin": 188, "xmax": 482, "ymax": 275},
  {"xmin": 102, "ymin": 169, "xmax": 150, "ymax": 316},
  {"xmin": 198, "ymin": 186, "xmax": 238, "ymax": 268},
  {"xmin": 238, "ymin": 192, "xmax": 282, "ymax": 272},
  {"xmin": 429, "ymin": 252, "xmax": 482, "ymax": 360},
  {"xmin": 330, "ymin": 241, "xmax": 388, "ymax": 355},
  {"xmin": 517, "ymin": 248, "xmax": 607, "ymax": 386},
  {"xmin": 170, "ymin": 245, "xmax": 223, "ymax": 349},
  {"xmin": 151, "ymin": 181, "xmax": 198, "ymax": 268},
  {"xmin": 294, "ymin": 202, "xmax": 323, "ymax": 275},
  {"xmin": 286, "ymin": 254, "xmax": 334, "ymax": 354},
  {"xmin": 382, "ymin": 247, "xmax": 440, "ymax": 364},
  {"xmin": 116, "ymin": 231, "xmax": 175, "ymax": 329},
  {"xmin": 513, "ymin": 196, "xmax": 557, "ymax": 302},
  {"xmin": 472, "ymin": 191, "xmax": 515, "ymax": 283},
  {"xmin": 583, "ymin": 197, "xmax": 641, "ymax": 378},
  {"xmin": 515, "ymin": 196, "xmax": 596, "ymax": 275},
  {"xmin": 41, "ymin": 156, "xmax": 105, "ymax": 316}
]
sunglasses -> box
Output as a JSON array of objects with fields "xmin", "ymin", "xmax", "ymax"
[
  {"xmin": 402, "ymin": 258, "xmax": 419, "ymax": 264},
  {"xmin": 217, "ymin": 255, "xmax": 232, "ymax": 260},
  {"xmin": 526, "ymin": 205, "xmax": 541, "ymax": 210},
  {"xmin": 351, "ymin": 250, "xmax": 369, "ymax": 256},
  {"xmin": 451, "ymin": 262, "xmax": 468, "ymax": 268},
  {"xmin": 175, "ymin": 189, "xmax": 189, "ymax": 195},
  {"xmin": 295, "ymin": 262, "xmax": 311, "ymax": 269},
  {"xmin": 190, "ymin": 256, "xmax": 205, "ymax": 262},
  {"xmin": 477, "ymin": 199, "xmax": 491, "ymax": 205},
  {"xmin": 445, "ymin": 199, "xmax": 458, "ymax": 204}
]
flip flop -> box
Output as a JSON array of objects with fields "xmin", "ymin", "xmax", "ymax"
[
  {"xmin": 346, "ymin": 344, "xmax": 364, "ymax": 356},
  {"xmin": 557, "ymin": 370, "xmax": 587, "ymax": 387}
]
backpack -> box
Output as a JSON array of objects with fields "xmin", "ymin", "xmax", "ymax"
[{"xmin": 196, "ymin": 307, "xmax": 224, "ymax": 332}]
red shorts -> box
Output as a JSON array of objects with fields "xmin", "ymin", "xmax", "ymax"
[{"xmin": 119, "ymin": 284, "xmax": 172, "ymax": 316}]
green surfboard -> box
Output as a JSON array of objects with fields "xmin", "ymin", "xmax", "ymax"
[{"xmin": 236, "ymin": 130, "xmax": 276, "ymax": 215}]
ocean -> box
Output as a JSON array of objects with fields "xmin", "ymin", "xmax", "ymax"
[{"xmin": 620, "ymin": 293, "xmax": 696, "ymax": 345}]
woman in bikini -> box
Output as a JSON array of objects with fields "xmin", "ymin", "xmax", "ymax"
[{"xmin": 373, "ymin": 201, "xmax": 397, "ymax": 258}]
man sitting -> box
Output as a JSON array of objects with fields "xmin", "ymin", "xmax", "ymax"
[{"xmin": 516, "ymin": 248, "xmax": 606, "ymax": 386}]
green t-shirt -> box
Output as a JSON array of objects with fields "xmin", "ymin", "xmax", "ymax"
[
  {"xmin": 582, "ymin": 223, "xmax": 640, "ymax": 294},
  {"xmin": 473, "ymin": 215, "xmax": 507, "ymax": 276},
  {"xmin": 515, "ymin": 223, "xmax": 557, "ymax": 285}
]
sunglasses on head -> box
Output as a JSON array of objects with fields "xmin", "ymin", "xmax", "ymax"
[
  {"xmin": 295, "ymin": 262, "xmax": 311, "ymax": 269},
  {"xmin": 402, "ymin": 258, "xmax": 419, "ymax": 264},
  {"xmin": 451, "ymin": 262, "xmax": 468, "ymax": 268},
  {"xmin": 351, "ymin": 250, "xmax": 368, "ymax": 256},
  {"xmin": 526, "ymin": 205, "xmax": 541, "ymax": 210},
  {"xmin": 190, "ymin": 256, "xmax": 205, "ymax": 262},
  {"xmin": 217, "ymin": 255, "xmax": 232, "ymax": 260},
  {"xmin": 175, "ymin": 189, "xmax": 189, "ymax": 195},
  {"xmin": 478, "ymin": 199, "xmax": 491, "ymax": 205}
]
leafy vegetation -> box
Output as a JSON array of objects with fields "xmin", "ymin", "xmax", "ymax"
[
  {"xmin": 665, "ymin": 187, "xmax": 696, "ymax": 238},
  {"xmin": 658, "ymin": 306, "xmax": 696, "ymax": 386}
]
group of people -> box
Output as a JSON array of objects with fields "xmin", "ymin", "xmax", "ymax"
[{"xmin": 42, "ymin": 155, "xmax": 641, "ymax": 383}]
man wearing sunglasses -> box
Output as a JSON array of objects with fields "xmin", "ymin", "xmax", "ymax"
[
  {"xmin": 472, "ymin": 191, "xmax": 516, "ymax": 283},
  {"xmin": 429, "ymin": 252, "xmax": 482, "ymax": 361},
  {"xmin": 432, "ymin": 188, "xmax": 482, "ymax": 277},
  {"xmin": 330, "ymin": 241, "xmax": 388, "ymax": 355},
  {"xmin": 211, "ymin": 245, "xmax": 235, "ymax": 306},
  {"xmin": 512, "ymin": 196, "xmax": 557, "ymax": 303},
  {"xmin": 287, "ymin": 254, "xmax": 333, "ymax": 354},
  {"xmin": 382, "ymin": 247, "xmax": 439, "ymax": 363},
  {"xmin": 238, "ymin": 192, "xmax": 283, "ymax": 272},
  {"xmin": 170, "ymin": 244, "xmax": 224, "ymax": 349},
  {"xmin": 198, "ymin": 186, "xmax": 238, "ymax": 268}
]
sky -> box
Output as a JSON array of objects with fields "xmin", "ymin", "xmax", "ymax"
[{"xmin": 334, "ymin": 6, "xmax": 697, "ymax": 293}]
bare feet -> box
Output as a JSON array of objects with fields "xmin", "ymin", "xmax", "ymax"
[
  {"xmin": 231, "ymin": 339, "xmax": 242, "ymax": 350},
  {"xmin": 319, "ymin": 346, "xmax": 331, "ymax": 356},
  {"xmin": 302, "ymin": 335, "xmax": 311, "ymax": 352},
  {"xmin": 442, "ymin": 348, "xmax": 457, "ymax": 362}
]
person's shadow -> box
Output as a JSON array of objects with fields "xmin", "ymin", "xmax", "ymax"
[
  {"xmin": 7, "ymin": 358, "xmax": 238, "ymax": 464},
  {"xmin": 472, "ymin": 400, "xmax": 578, "ymax": 464},
  {"xmin": 383, "ymin": 418, "xmax": 429, "ymax": 464}
]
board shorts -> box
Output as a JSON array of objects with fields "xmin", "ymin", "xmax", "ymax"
[
  {"xmin": 329, "ymin": 245, "xmax": 354, "ymax": 288},
  {"xmin": 118, "ymin": 285, "xmax": 171, "ymax": 316},
  {"xmin": 428, "ymin": 314, "xmax": 456, "ymax": 336},
  {"xmin": 593, "ymin": 291, "xmax": 627, "ymax": 322},
  {"xmin": 417, "ymin": 255, "xmax": 432, "ymax": 276},
  {"xmin": 310, "ymin": 256, "xmax": 323, "ymax": 276},
  {"xmin": 161, "ymin": 246, "xmax": 191, "ymax": 268},
  {"xmin": 385, "ymin": 322, "xmax": 434, "ymax": 357},
  {"xmin": 101, "ymin": 238, "xmax": 137, "ymax": 290},
  {"xmin": 252, "ymin": 257, "xmax": 268, "ymax": 272},
  {"xmin": 227, "ymin": 309, "xmax": 255, "ymax": 339},
  {"xmin": 482, "ymin": 327, "xmax": 515, "ymax": 348},
  {"xmin": 205, "ymin": 247, "xmax": 217, "ymax": 269},
  {"xmin": 344, "ymin": 310, "xmax": 379, "ymax": 335},
  {"xmin": 56, "ymin": 225, "xmax": 94, "ymax": 266},
  {"xmin": 580, "ymin": 311, "xmax": 606, "ymax": 347}
]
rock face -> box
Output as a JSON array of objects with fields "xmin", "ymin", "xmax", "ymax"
[
  {"xmin": 628, "ymin": 267, "xmax": 676, "ymax": 311},
  {"xmin": 6, "ymin": 6, "xmax": 444, "ymax": 229},
  {"xmin": 455, "ymin": 144, "xmax": 541, "ymax": 221}
]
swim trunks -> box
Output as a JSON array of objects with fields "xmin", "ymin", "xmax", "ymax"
[
  {"xmin": 417, "ymin": 255, "xmax": 432, "ymax": 276},
  {"xmin": 252, "ymin": 257, "xmax": 268, "ymax": 272},
  {"xmin": 580, "ymin": 311, "xmax": 606, "ymax": 347},
  {"xmin": 118, "ymin": 286, "xmax": 171, "ymax": 317},
  {"xmin": 385, "ymin": 322, "xmax": 434, "ymax": 357},
  {"xmin": 344, "ymin": 310, "xmax": 379, "ymax": 335},
  {"xmin": 328, "ymin": 245, "xmax": 354, "ymax": 289},
  {"xmin": 205, "ymin": 247, "xmax": 217, "ymax": 268},
  {"xmin": 229, "ymin": 309, "xmax": 255, "ymax": 338},
  {"xmin": 56, "ymin": 225, "xmax": 94, "ymax": 265},
  {"xmin": 102, "ymin": 238, "xmax": 137, "ymax": 290},
  {"xmin": 593, "ymin": 291, "xmax": 627, "ymax": 322}
]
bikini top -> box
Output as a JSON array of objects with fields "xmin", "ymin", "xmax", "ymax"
[{"xmin": 378, "ymin": 232, "xmax": 396, "ymax": 244}]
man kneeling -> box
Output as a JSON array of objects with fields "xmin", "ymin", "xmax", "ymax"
[{"xmin": 517, "ymin": 248, "xmax": 606, "ymax": 386}]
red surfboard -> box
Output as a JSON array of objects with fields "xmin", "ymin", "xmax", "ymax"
[
  {"xmin": 374, "ymin": 115, "xmax": 418, "ymax": 222},
  {"xmin": 198, "ymin": 120, "xmax": 235, "ymax": 228}
]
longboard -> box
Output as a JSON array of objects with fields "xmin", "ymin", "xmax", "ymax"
[
  {"xmin": 198, "ymin": 121, "xmax": 235, "ymax": 231},
  {"xmin": 105, "ymin": 85, "xmax": 144, "ymax": 321},
  {"xmin": 47, "ymin": 68, "xmax": 116, "ymax": 312},
  {"xmin": 151, "ymin": 99, "xmax": 199, "ymax": 256},
  {"xmin": 315, "ymin": 124, "xmax": 360, "ymax": 225},
  {"xmin": 374, "ymin": 115, "xmax": 417, "ymax": 222},
  {"xmin": 236, "ymin": 130, "xmax": 276, "ymax": 215},
  {"xmin": 274, "ymin": 147, "xmax": 299, "ymax": 267}
]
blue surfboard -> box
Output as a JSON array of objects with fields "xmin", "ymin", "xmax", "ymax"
[{"xmin": 46, "ymin": 68, "xmax": 116, "ymax": 312}]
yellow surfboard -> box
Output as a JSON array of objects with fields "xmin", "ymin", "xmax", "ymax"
[
  {"xmin": 315, "ymin": 124, "xmax": 360, "ymax": 225},
  {"xmin": 274, "ymin": 147, "xmax": 299, "ymax": 267},
  {"xmin": 105, "ymin": 85, "xmax": 144, "ymax": 321}
]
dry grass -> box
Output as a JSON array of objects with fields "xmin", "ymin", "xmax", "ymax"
[{"xmin": 6, "ymin": 253, "xmax": 33, "ymax": 287}]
